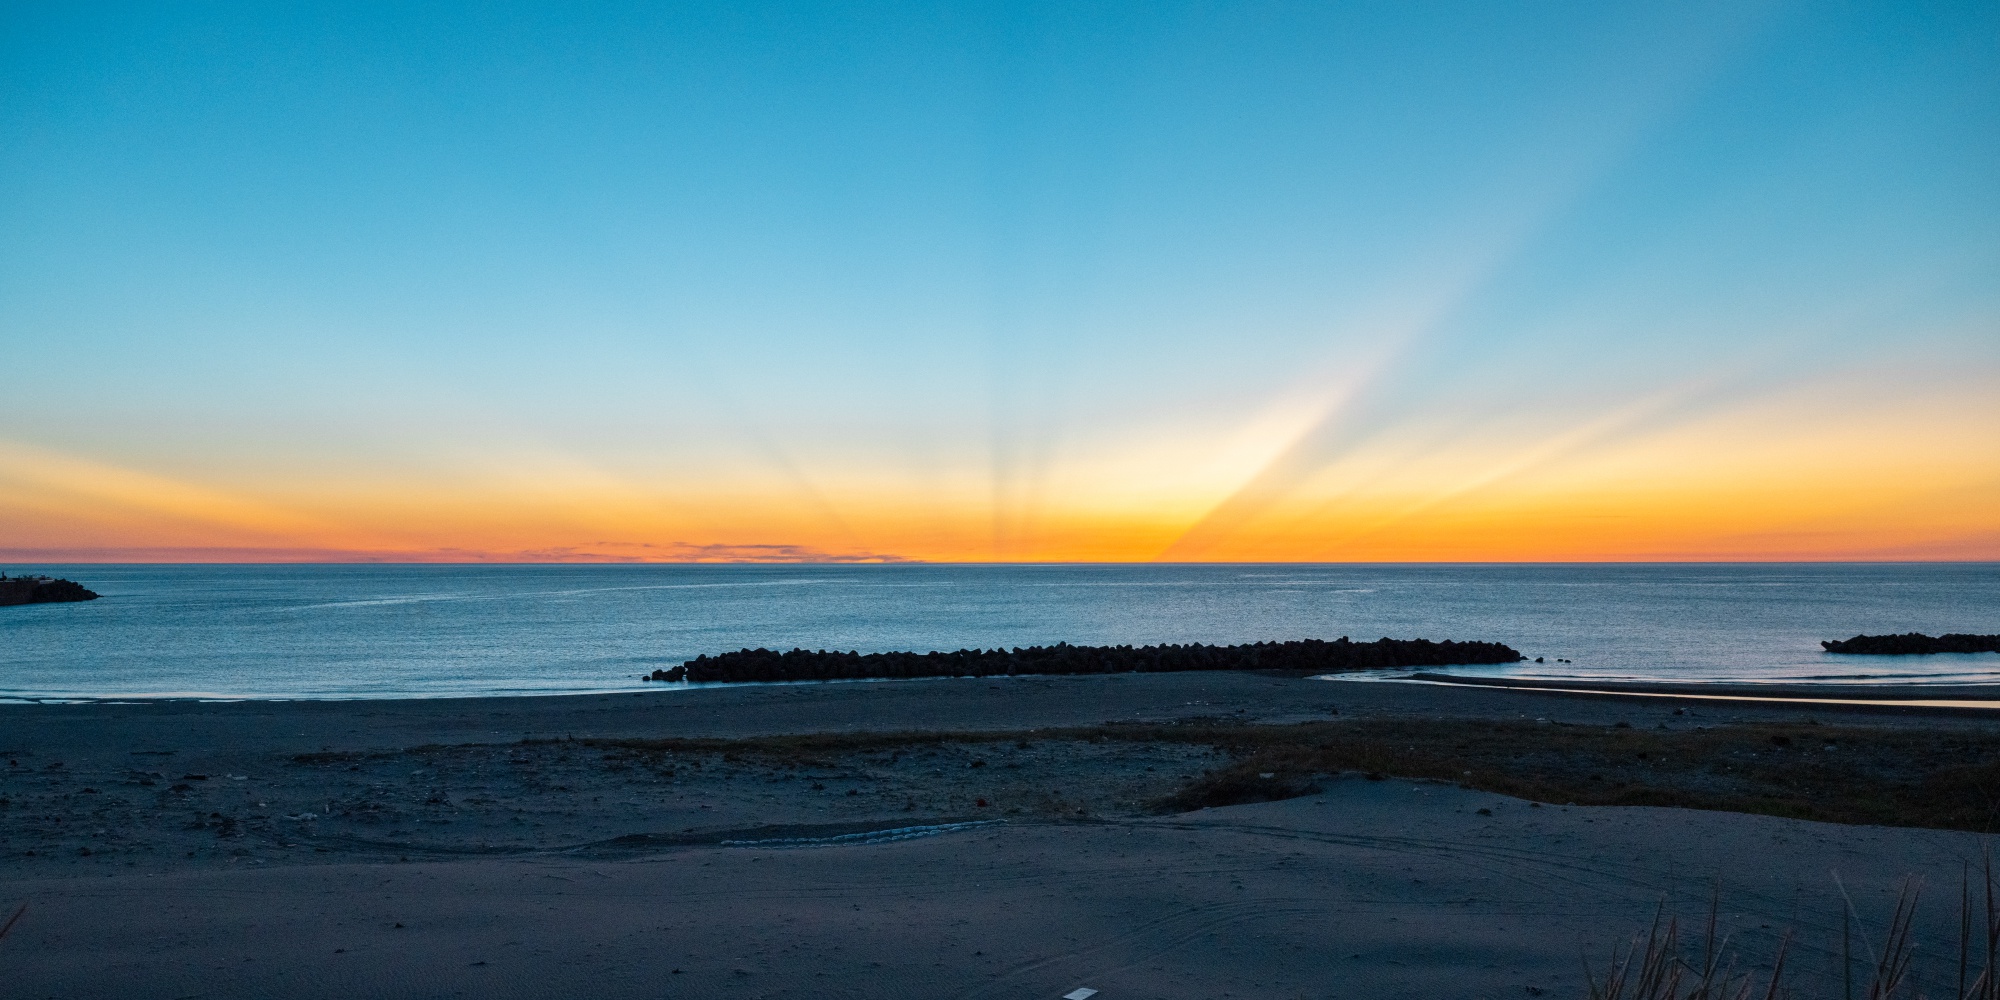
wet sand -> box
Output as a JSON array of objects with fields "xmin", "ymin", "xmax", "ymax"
[{"xmin": 2, "ymin": 672, "xmax": 1993, "ymax": 998}]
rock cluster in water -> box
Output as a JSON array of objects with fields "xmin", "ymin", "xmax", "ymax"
[
  {"xmin": 641, "ymin": 636, "xmax": 1525, "ymax": 683},
  {"xmin": 0, "ymin": 574, "xmax": 100, "ymax": 606},
  {"xmin": 1821, "ymin": 632, "xmax": 2000, "ymax": 655}
]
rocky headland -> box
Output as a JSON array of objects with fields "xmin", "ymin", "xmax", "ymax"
[
  {"xmin": 642, "ymin": 636, "xmax": 1524, "ymax": 683},
  {"xmin": 0, "ymin": 573, "xmax": 99, "ymax": 606}
]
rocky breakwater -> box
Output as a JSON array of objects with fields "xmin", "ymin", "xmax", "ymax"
[
  {"xmin": 642, "ymin": 636, "xmax": 1525, "ymax": 683},
  {"xmin": 0, "ymin": 573, "xmax": 100, "ymax": 606},
  {"xmin": 1822, "ymin": 632, "xmax": 2000, "ymax": 655}
]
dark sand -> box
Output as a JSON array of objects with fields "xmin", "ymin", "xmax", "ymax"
[{"xmin": 2, "ymin": 673, "xmax": 1993, "ymax": 998}]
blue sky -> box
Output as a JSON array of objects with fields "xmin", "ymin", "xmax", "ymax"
[{"xmin": 2, "ymin": 1, "xmax": 1995, "ymax": 561}]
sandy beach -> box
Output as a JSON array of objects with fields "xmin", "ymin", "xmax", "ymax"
[{"xmin": 3, "ymin": 672, "xmax": 1995, "ymax": 998}]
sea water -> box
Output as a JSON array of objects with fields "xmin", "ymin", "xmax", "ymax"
[{"xmin": 0, "ymin": 563, "xmax": 1994, "ymax": 701}]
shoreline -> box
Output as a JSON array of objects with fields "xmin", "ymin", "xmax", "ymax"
[
  {"xmin": 10, "ymin": 662, "xmax": 2000, "ymax": 707},
  {"xmin": 1368, "ymin": 672, "xmax": 2000, "ymax": 712}
]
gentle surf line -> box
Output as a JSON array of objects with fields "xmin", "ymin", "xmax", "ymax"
[{"xmin": 1321, "ymin": 674, "xmax": 2000, "ymax": 711}]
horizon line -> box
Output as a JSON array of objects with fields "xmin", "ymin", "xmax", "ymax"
[{"xmin": 5, "ymin": 557, "xmax": 1998, "ymax": 567}]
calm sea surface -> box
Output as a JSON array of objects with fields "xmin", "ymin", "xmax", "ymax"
[{"xmin": 1, "ymin": 563, "xmax": 1995, "ymax": 701}]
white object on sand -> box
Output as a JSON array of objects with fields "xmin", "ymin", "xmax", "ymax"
[{"xmin": 1063, "ymin": 989, "xmax": 1099, "ymax": 999}]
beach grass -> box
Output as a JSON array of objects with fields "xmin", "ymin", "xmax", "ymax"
[
  {"xmin": 1584, "ymin": 860, "xmax": 2000, "ymax": 999},
  {"xmin": 1132, "ymin": 718, "xmax": 2000, "ymax": 832},
  {"xmin": 563, "ymin": 716, "xmax": 2000, "ymax": 833}
]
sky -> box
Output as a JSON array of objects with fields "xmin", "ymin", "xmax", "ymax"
[{"xmin": 1, "ymin": 1, "xmax": 1996, "ymax": 563}]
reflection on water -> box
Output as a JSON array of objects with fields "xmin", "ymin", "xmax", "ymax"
[{"xmin": 0, "ymin": 562, "xmax": 1993, "ymax": 701}]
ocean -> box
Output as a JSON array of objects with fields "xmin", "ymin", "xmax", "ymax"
[{"xmin": 1, "ymin": 563, "xmax": 1995, "ymax": 702}]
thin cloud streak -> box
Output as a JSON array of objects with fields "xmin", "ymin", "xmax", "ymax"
[{"xmin": 0, "ymin": 542, "xmax": 914, "ymax": 564}]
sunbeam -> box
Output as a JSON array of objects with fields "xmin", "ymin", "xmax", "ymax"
[{"xmin": 1, "ymin": 1, "xmax": 1992, "ymax": 562}]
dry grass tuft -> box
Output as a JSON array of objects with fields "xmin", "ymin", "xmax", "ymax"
[
  {"xmin": 1592, "ymin": 857, "xmax": 2000, "ymax": 1000},
  {"xmin": 1585, "ymin": 890, "xmax": 1788, "ymax": 1000}
]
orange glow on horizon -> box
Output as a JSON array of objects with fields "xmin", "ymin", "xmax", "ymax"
[{"xmin": 4, "ymin": 368, "xmax": 1995, "ymax": 565}]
